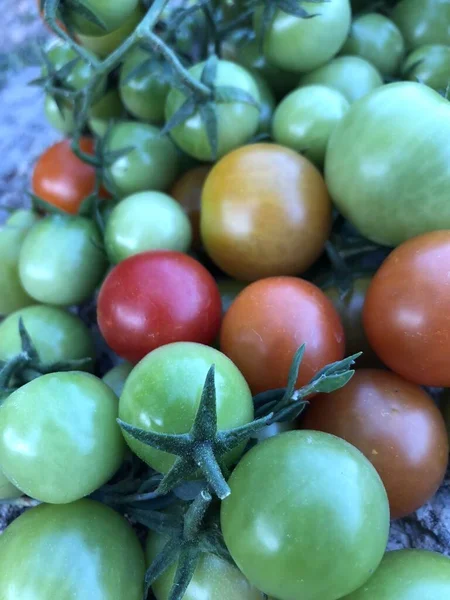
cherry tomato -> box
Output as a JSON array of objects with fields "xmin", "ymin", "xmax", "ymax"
[
  {"xmin": 170, "ymin": 165, "xmax": 211, "ymax": 249},
  {"xmin": 364, "ymin": 231, "xmax": 450, "ymax": 387},
  {"xmin": 201, "ymin": 144, "xmax": 332, "ymax": 281},
  {"xmin": 302, "ymin": 369, "xmax": 448, "ymax": 518},
  {"xmin": 102, "ymin": 362, "xmax": 133, "ymax": 398},
  {"xmin": 392, "ymin": 0, "xmax": 450, "ymax": 50},
  {"xmin": 64, "ymin": 0, "xmax": 139, "ymax": 36},
  {"xmin": 220, "ymin": 277, "xmax": 345, "ymax": 395},
  {"xmin": 402, "ymin": 44, "xmax": 450, "ymax": 93},
  {"xmin": 98, "ymin": 251, "xmax": 222, "ymax": 363}
]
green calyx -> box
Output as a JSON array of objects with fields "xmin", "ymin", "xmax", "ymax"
[{"xmin": 118, "ymin": 365, "xmax": 272, "ymax": 500}]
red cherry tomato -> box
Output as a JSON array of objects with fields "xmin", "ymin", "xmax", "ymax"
[
  {"xmin": 97, "ymin": 251, "xmax": 222, "ymax": 363},
  {"xmin": 220, "ymin": 276, "xmax": 345, "ymax": 395}
]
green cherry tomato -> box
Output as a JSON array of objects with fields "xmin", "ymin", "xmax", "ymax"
[
  {"xmin": 65, "ymin": 0, "xmax": 139, "ymax": 36},
  {"xmin": 340, "ymin": 13, "xmax": 405, "ymax": 77},
  {"xmin": 119, "ymin": 342, "xmax": 253, "ymax": 474},
  {"xmin": 253, "ymin": 0, "xmax": 351, "ymax": 73},
  {"xmin": 0, "ymin": 469, "xmax": 21, "ymax": 500},
  {"xmin": 146, "ymin": 531, "xmax": 265, "ymax": 600},
  {"xmin": 342, "ymin": 550, "xmax": 450, "ymax": 599},
  {"xmin": 88, "ymin": 89, "xmax": 125, "ymax": 137},
  {"xmin": 102, "ymin": 362, "xmax": 133, "ymax": 398},
  {"xmin": 392, "ymin": 0, "xmax": 450, "ymax": 50},
  {"xmin": 0, "ymin": 211, "xmax": 38, "ymax": 316},
  {"xmin": 272, "ymin": 85, "xmax": 350, "ymax": 168},
  {"xmin": 0, "ymin": 372, "xmax": 125, "ymax": 503},
  {"xmin": 119, "ymin": 48, "xmax": 171, "ymax": 124},
  {"xmin": 403, "ymin": 45, "xmax": 450, "ymax": 93},
  {"xmin": 104, "ymin": 121, "xmax": 179, "ymax": 197},
  {"xmin": 19, "ymin": 215, "xmax": 107, "ymax": 306},
  {"xmin": 105, "ymin": 191, "xmax": 192, "ymax": 263},
  {"xmin": 325, "ymin": 82, "xmax": 450, "ymax": 246},
  {"xmin": 165, "ymin": 60, "xmax": 260, "ymax": 162},
  {"xmin": 0, "ymin": 305, "xmax": 95, "ymax": 371},
  {"xmin": 299, "ymin": 56, "xmax": 383, "ymax": 103},
  {"xmin": 251, "ymin": 70, "xmax": 276, "ymax": 133},
  {"xmin": 44, "ymin": 95, "xmax": 76, "ymax": 134},
  {"xmin": 221, "ymin": 431, "xmax": 390, "ymax": 600},
  {"xmin": 0, "ymin": 500, "xmax": 146, "ymax": 600}
]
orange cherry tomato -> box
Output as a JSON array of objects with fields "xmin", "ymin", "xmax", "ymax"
[
  {"xmin": 220, "ymin": 276, "xmax": 345, "ymax": 395},
  {"xmin": 201, "ymin": 143, "xmax": 332, "ymax": 282}
]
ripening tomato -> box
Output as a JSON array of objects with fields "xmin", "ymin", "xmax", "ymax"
[
  {"xmin": 302, "ymin": 369, "xmax": 449, "ymax": 518},
  {"xmin": 220, "ymin": 277, "xmax": 345, "ymax": 395},
  {"xmin": 201, "ymin": 144, "xmax": 332, "ymax": 281},
  {"xmin": 97, "ymin": 251, "xmax": 222, "ymax": 363},
  {"xmin": 364, "ymin": 231, "xmax": 450, "ymax": 387}
]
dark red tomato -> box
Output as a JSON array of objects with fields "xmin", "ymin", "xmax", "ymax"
[
  {"xmin": 302, "ymin": 369, "xmax": 449, "ymax": 519},
  {"xmin": 32, "ymin": 138, "xmax": 108, "ymax": 215},
  {"xmin": 220, "ymin": 277, "xmax": 345, "ymax": 395},
  {"xmin": 364, "ymin": 231, "xmax": 450, "ymax": 386},
  {"xmin": 97, "ymin": 251, "xmax": 222, "ymax": 363}
]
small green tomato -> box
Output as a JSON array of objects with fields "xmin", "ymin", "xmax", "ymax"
[
  {"xmin": 403, "ymin": 45, "xmax": 450, "ymax": 92},
  {"xmin": 102, "ymin": 362, "xmax": 133, "ymax": 398}
]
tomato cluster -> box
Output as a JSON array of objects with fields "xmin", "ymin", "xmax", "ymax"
[{"xmin": 1, "ymin": 0, "xmax": 450, "ymax": 599}]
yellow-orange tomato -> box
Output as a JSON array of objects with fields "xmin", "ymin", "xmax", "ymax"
[
  {"xmin": 170, "ymin": 166, "xmax": 210, "ymax": 249},
  {"xmin": 201, "ymin": 144, "xmax": 332, "ymax": 281}
]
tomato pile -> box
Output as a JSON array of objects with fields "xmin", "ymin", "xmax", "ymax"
[{"xmin": 1, "ymin": 0, "xmax": 450, "ymax": 598}]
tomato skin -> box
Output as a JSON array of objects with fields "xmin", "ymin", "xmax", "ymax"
[
  {"xmin": 170, "ymin": 166, "xmax": 211, "ymax": 249},
  {"xmin": 221, "ymin": 431, "xmax": 389, "ymax": 600},
  {"xmin": 0, "ymin": 305, "xmax": 95, "ymax": 371},
  {"xmin": 98, "ymin": 251, "xmax": 222, "ymax": 363},
  {"xmin": 220, "ymin": 277, "xmax": 345, "ymax": 395},
  {"xmin": 254, "ymin": 0, "xmax": 351, "ymax": 73},
  {"xmin": 0, "ymin": 469, "xmax": 21, "ymax": 500},
  {"xmin": 302, "ymin": 369, "xmax": 448, "ymax": 519},
  {"xmin": 0, "ymin": 372, "xmax": 125, "ymax": 503},
  {"xmin": 19, "ymin": 215, "xmax": 107, "ymax": 306},
  {"xmin": 104, "ymin": 191, "xmax": 192, "ymax": 263},
  {"xmin": 403, "ymin": 44, "xmax": 450, "ymax": 92},
  {"xmin": 119, "ymin": 342, "xmax": 253, "ymax": 473},
  {"xmin": 363, "ymin": 231, "xmax": 450, "ymax": 386},
  {"xmin": 392, "ymin": 0, "xmax": 450, "ymax": 50},
  {"xmin": 272, "ymin": 85, "xmax": 349, "ymax": 168},
  {"xmin": 201, "ymin": 144, "xmax": 332, "ymax": 281},
  {"xmin": 342, "ymin": 550, "xmax": 450, "ymax": 599},
  {"xmin": 325, "ymin": 82, "xmax": 450, "ymax": 246},
  {"xmin": 65, "ymin": 0, "xmax": 139, "ymax": 36},
  {"xmin": 102, "ymin": 362, "xmax": 133, "ymax": 398},
  {"xmin": 165, "ymin": 60, "xmax": 260, "ymax": 162},
  {"xmin": 340, "ymin": 13, "xmax": 405, "ymax": 77},
  {"xmin": 104, "ymin": 121, "xmax": 179, "ymax": 197},
  {"xmin": 299, "ymin": 56, "xmax": 383, "ymax": 103},
  {"xmin": 0, "ymin": 500, "xmax": 146, "ymax": 600}
]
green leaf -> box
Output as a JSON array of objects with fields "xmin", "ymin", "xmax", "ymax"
[
  {"xmin": 215, "ymin": 85, "xmax": 259, "ymax": 108},
  {"xmin": 65, "ymin": 0, "xmax": 109, "ymax": 31},
  {"xmin": 312, "ymin": 370, "xmax": 354, "ymax": 394},
  {"xmin": 191, "ymin": 366, "xmax": 217, "ymax": 440},
  {"xmin": 199, "ymin": 102, "xmax": 218, "ymax": 160},
  {"xmin": 121, "ymin": 57, "xmax": 154, "ymax": 85},
  {"xmin": 144, "ymin": 536, "xmax": 181, "ymax": 595},
  {"xmin": 18, "ymin": 319, "xmax": 40, "ymax": 362},
  {"xmin": 117, "ymin": 420, "xmax": 191, "ymax": 455},
  {"xmin": 281, "ymin": 344, "xmax": 305, "ymax": 404},
  {"xmin": 54, "ymin": 56, "xmax": 82, "ymax": 84},
  {"xmin": 129, "ymin": 508, "xmax": 181, "ymax": 535},
  {"xmin": 253, "ymin": 387, "xmax": 285, "ymax": 407},
  {"xmin": 260, "ymin": 1, "xmax": 277, "ymax": 45},
  {"xmin": 169, "ymin": 546, "xmax": 200, "ymax": 600},
  {"xmin": 201, "ymin": 55, "xmax": 218, "ymax": 88},
  {"xmin": 277, "ymin": 0, "xmax": 320, "ymax": 18},
  {"xmin": 161, "ymin": 97, "xmax": 198, "ymax": 136}
]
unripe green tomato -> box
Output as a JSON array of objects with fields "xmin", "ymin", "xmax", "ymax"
[
  {"xmin": 102, "ymin": 362, "xmax": 133, "ymax": 398},
  {"xmin": 340, "ymin": 13, "xmax": 405, "ymax": 77},
  {"xmin": 104, "ymin": 121, "xmax": 180, "ymax": 197},
  {"xmin": 402, "ymin": 45, "xmax": 450, "ymax": 92},
  {"xmin": 0, "ymin": 210, "xmax": 39, "ymax": 317},
  {"xmin": 299, "ymin": 56, "xmax": 383, "ymax": 103},
  {"xmin": 251, "ymin": 70, "xmax": 276, "ymax": 134},
  {"xmin": 0, "ymin": 469, "xmax": 21, "ymax": 500},
  {"xmin": 392, "ymin": 0, "xmax": 450, "ymax": 50},
  {"xmin": 105, "ymin": 191, "xmax": 192, "ymax": 263},
  {"xmin": 19, "ymin": 215, "xmax": 107, "ymax": 306},
  {"xmin": 165, "ymin": 60, "xmax": 260, "ymax": 162},
  {"xmin": 272, "ymin": 85, "xmax": 350, "ymax": 168},
  {"xmin": 119, "ymin": 48, "xmax": 171, "ymax": 124},
  {"xmin": 44, "ymin": 95, "xmax": 76, "ymax": 134},
  {"xmin": 65, "ymin": 0, "xmax": 139, "ymax": 36},
  {"xmin": 88, "ymin": 89, "xmax": 125, "ymax": 137},
  {"xmin": 0, "ymin": 305, "xmax": 95, "ymax": 371}
]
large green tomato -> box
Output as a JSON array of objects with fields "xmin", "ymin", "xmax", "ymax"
[
  {"xmin": 146, "ymin": 531, "xmax": 265, "ymax": 600},
  {"xmin": 0, "ymin": 305, "xmax": 95, "ymax": 371},
  {"xmin": 403, "ymin": 45, "xmax": 450, "ymax": 93},
  {"xmin": 342, "ymin": 550, "xmax": 450, "ymax": 599},
  {"xmin": 104, "ymin": 121, "xmax": 179, "ymax": 197},
  {"xmin": 299, "ymin": 56, "xmax": 383, "ymax": 103},
  {"xmin": 221, "ymin": 431, "xmax": 389, "ymax": 600},
  {"xmin": 119, "ymin": 48, "xmax": 171, "ymax": 124},
  {"xmin": 119, "ymin": 342, "xmax": 254, "ymax": 473},
  {"xmin": 19, "ymin": 215, "xmax": 107, "ymax": 305},
  {"xmin": 0, "ymin": 469, "xmax": 21, "ymax": 500},
  {"xmin": 0, "ymin": 500, "xmax": 145, "ymax": 600},
  {"xmin": 65, "ymin": 0, "xmax": 139, "ymax": 36},
  {"xmin": 272, "ymin": 85, "xmax": 349, "ymax": 168},
  {"xmin": 0, "ymin": 372, "xmax": 124, "ymax": 503},
  {"xmin": 165, "ymin": 60, "xmax": 260, "ymax": 162},
  {"xmin": 392, "ymin": 0, "xmax": 450, "ymax": 50},
  {"xmin": 102, "ymin": 362, "xmax": 133, "ymax": 398},
  {"xmin": 253, "ymin": 0, "xmax": 351, "ymax": 73},
  {"xmin": 104, "ymin": 191, "xmax": 192, "ymax": 263},
  {"xmin": 0, "ymin": 210, "xmax": 38, "ymax": 316},
  {"xmin": 340, "ymin": 13, "xmax": 405, "ymax": 76},
  {"xmin": 325, "ymin": 82, "xmax": 450, "ymax": 246}
]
